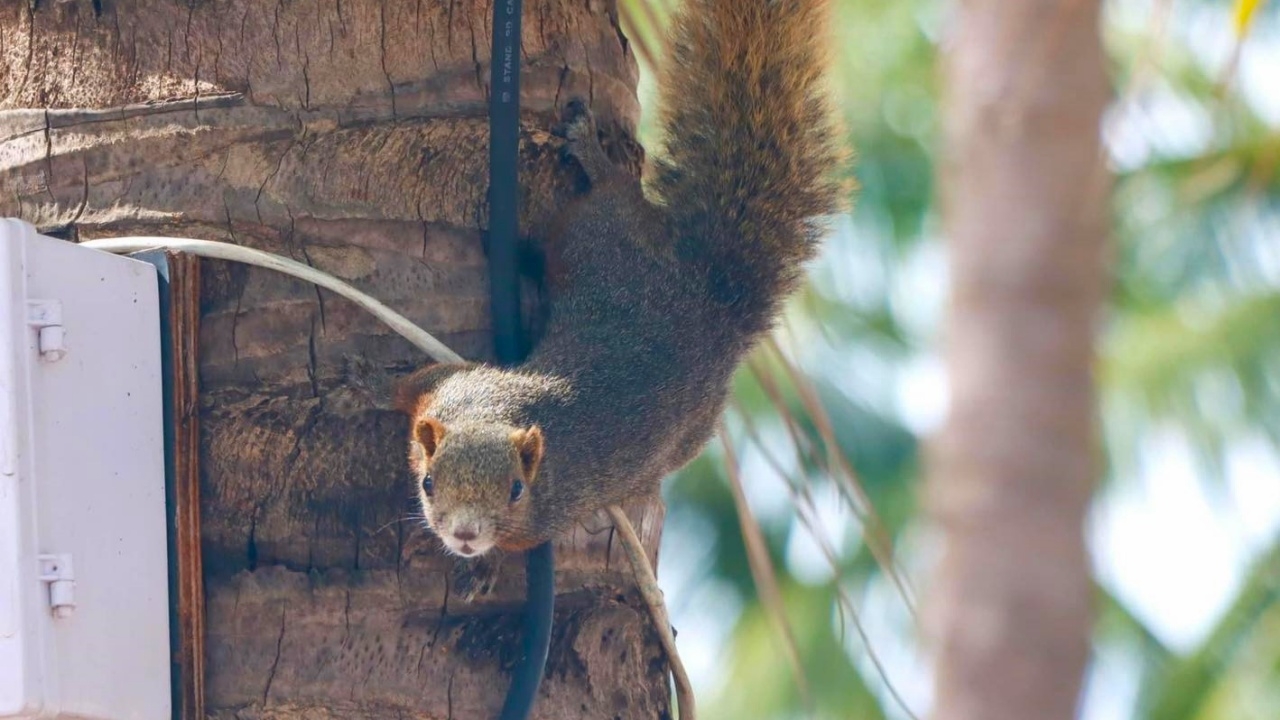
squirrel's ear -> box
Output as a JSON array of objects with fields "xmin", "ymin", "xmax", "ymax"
[
  {"xmin": 413, "ymin": 417, "xmax": 447, "ymax": 458},
  {"xmin": 511, "ymin": 425, "xmax": 544, "ymax": 480}
]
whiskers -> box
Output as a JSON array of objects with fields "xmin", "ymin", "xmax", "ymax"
[
  {"xmin": 493, "ymin": 516, "xmax": 538, "ymax": 541},
  {"xmin": 371, "ymin": 511, "xmax": 429, "ymax": 537}
]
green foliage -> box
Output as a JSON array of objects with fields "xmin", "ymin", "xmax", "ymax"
[{"xmin": 706, "ymin": 584, "xmax": 890, "ymax": 720}]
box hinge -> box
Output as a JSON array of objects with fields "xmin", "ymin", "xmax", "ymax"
[
  {"xmin": 37, "ymin": 553, "xmax": 76, "ymax": 618},
  {"xmin": 26, "ymin": 299, "xmax": 66, "ymax": 363}
]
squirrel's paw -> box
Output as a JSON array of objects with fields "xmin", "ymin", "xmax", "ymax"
[
  {"xmin": 452, "ymin": 554, "xmax": 503, "ymax": 603},
  {"xmin": 554, "ymin": 98, "xmax": 610, "ymax": 184},
  {"xmin": 555, "ymin": 98, "xmax": 596, "ymax": 141}
]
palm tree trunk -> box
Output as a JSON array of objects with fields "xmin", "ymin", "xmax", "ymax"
[
  {"xmin": 928, "ymin": 1, "xmax": 1111, "ymax": 719},
  {"xmin": 0, "ymin": 1, "xmax": 667, "ymax": 717}
]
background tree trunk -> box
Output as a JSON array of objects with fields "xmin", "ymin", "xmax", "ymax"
[
  {"xmin": 927, "ymin": 1, "xmax": 1110, "ymax": 719},
  {"xmin": 0, "ymin": 1, "xmax": 669, "ymax": 717}
]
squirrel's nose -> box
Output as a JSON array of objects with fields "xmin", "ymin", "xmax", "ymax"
[{"xmin": 453, "ymin": 527, "xmax": 478, "ymax": 542}]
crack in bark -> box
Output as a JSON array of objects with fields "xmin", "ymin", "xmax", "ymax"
[
  {"xmin": 307, "ymin": 317, "xmax": 322, "ymax": 399},
  {"xmin": 445, "ymin": 671, "xmax": 455, "ymax": 720},
  {"xmin": 253, "ymin": 135, "xmax": 298, "ymax": 225},
  {"xmin": 282, "ymin": 402, "xmax": 321, "ymax": 472},
  {"xmin": 425, "ymin": 0, "xmax": 440, "ymax": 73},
  {"xmin": 343, "ymin": 587, "xmax": 352, "ymax": 640},
  {"xmin": 68, "ymin": 6, "xmax": 81, "ymax": 89},
  {"xmin": 223, "ymin": 204, "xmax": 245, "ymax": 367},
  {"xmin": 20, "ymin": 2, "xmax": 36, "ymax": 102},
  {"xmin": 211, "ymin": 1, "xmax": 225, "ymax": 87},
  {"xmin": 465, "ymin": 3, "xmax": 483, "ymax": 96},
  {"xmin": 286, "ymin": 210, "xmax": 329, "ymax": 345},
  {"xmin": 446, "ymin": 0, "xmax": 456, "ymax": 54},
  {"xmin": 335, "ymin": 0, "xmax": 348, "ymax": 40},
  {"xmin": 261, "ymin": 606, "xmax": 287, "ymax": 705},
  {"xmin": 40, "ymin": 108, "xmax": 53, "ymax": 197},
  {"xmin": 239, "ymin": 4, "xmax": 255, "ymax": 103},
  {"xmin": 606, "ymin": 0, "xmax": 629, "ymax": 57},
  {"xmin": 269, "ymin": 0, "xmax": 284, "ymax": 70},
  {"xmin": 300, "ymin": 58, "xmax": 311, "ymax": 110},
  {"xmin": 291, "ymin": 14, "xmax": 310, "ymax": 110},
  {"xmin": 553, "ymin": 64, "xmax": 568, "ymax": 115},
  {"xmin": 415, "ymin": 638, "xmax": 431, "ymax": 678},
  {"xmin": 183, "ymin": 3, "xmax": 196, "ymax": 94},
  {"xmin": 378, "ymin": 0, "xmax": 397, "ymax": 119}
]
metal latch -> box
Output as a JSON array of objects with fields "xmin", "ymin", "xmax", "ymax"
[
  {"xmin": 27, "ymin": 299, "xmax": 66, "ymax": 362},
  {"xmin": 37, "ymin": 554, "xmax": 76, "ymax": 618}
]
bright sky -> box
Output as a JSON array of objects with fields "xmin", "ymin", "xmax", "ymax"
[{"xmin": 1085, "ymin": 435, "xmax": 1280, "ymax": 720}]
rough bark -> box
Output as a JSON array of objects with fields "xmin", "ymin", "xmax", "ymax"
[
  {"xmin": 0, "ymin": 1, "xmax": 667, "ymax": 718},
  {"xmin": 927, "ymin": 1, "xmax": 1111, "ymax": 719}
]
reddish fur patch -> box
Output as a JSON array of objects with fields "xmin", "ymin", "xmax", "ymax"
[
  {"xmin": 510, "ymin": 425, "xmax": 545, "ymax": 480},
  {"xmin": 414, "ymin": 417, "xmax": 447, "ymax": 458}
]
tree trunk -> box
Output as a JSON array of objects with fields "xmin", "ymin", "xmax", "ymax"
[
  {"xmin": 927, "ymin": 1, "xmax": 1110, "ymax": 719},
  {"xmin": 0, "ymin": 1, "xmax": 669, "ymax": 718}
]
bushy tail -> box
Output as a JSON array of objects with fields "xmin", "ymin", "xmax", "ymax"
[{"xmin": 649, "ymin": 0, "xmax": 848, "ymax": 308}]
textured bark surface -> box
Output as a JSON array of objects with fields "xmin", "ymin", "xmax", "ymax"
[
  {"xmin": 0, "ymin": 1, "xmax": 668, "ymax": 718},
  {"xmin": 928, "ymin": 2, "xmax": 1111, "ymax": 720}
]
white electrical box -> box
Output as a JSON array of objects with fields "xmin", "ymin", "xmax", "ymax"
[{"xmin": 0, "ymin": 220, "xmax": 172, "ymax": 719}]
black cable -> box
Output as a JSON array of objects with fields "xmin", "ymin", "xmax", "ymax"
[
  {"xmin": 488, "ymin": 0, "xmax": 523, "ymax": 366},
  {"xmin": 499, "ymin": 542, "xmax": 555, "ymax": 720},
  {"xmin": 487, "ymin": 1, "xmax": 555, "ymax": 719}
]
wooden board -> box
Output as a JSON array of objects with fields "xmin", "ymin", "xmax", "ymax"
[{"xmin": 132, "ymin": 249, "xmax": 205, "ymax": 720}]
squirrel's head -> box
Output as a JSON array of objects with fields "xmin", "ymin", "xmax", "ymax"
[{"xmin": 407, "ymin": 417, "xmax": 544, "ymax": 557}]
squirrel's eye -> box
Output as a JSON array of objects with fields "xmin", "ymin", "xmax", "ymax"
[
  {"xmin": 421, "ymin": 474, "xmax": 434, "ymax": 497},
  {"xmin": 509, "ymin": 479, "xmax": 525, "ymax": 503}
]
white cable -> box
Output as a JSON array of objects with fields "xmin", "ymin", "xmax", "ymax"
[{"xmin": 81, "ymin": 237, "xmax": 465, "ymax": 364}]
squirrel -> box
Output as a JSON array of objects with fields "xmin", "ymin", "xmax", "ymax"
[{"xmin": 393, "ymin": 0, "xmax": 847, "ymax": 559}]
